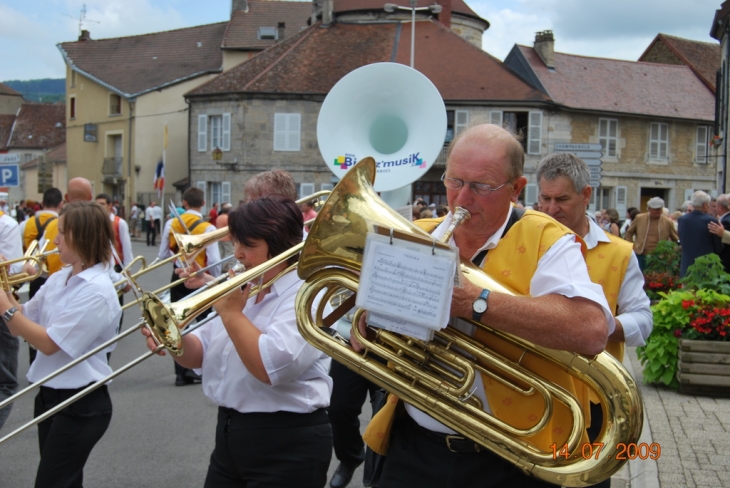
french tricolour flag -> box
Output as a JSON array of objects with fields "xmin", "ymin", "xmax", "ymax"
[{"xmin": 153, "ymin": 159, "xmax": 164, "ymax": 197}]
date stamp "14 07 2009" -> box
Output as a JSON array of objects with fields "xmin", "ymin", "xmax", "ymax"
[{"xmin": 549, "ymin": 442, "xmax": 662, "ymax": 461}]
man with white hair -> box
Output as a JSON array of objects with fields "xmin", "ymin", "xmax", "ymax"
[
  {"xmin": 678, "ymin": 190, "xmax": 722, "ymax": 277},
  {"xmin": 709, "ymin": 194, "xmax": 730, "ymax": 272}
]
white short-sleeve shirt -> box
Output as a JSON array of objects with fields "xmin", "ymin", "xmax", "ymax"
[
  {"xmin": 191, "ymin": 269, "xmax": 332, "ymax": 413},
  {"xmin": 24, "ymin": 262, "xmax": 123, "ymax": 388}
]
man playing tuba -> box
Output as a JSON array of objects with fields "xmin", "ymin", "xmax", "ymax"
[{"xmin": 354, "ymin": 123, "xmax": 614, "ymax": 487}]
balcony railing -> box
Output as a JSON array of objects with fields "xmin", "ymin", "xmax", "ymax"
[
  {"xmin": 431, "ymin": 143, "xmax": 450, "ymax": 168},
  {"xmin": 103, "ymin": 157, "xmax": 123, "ymax": 177}
]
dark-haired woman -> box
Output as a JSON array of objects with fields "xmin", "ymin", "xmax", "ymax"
[
  {"xmin": 0, "ymin": 201, "xmax": 122, "ymax": 488},
  {"xmin": 144, "ymin": 196, "xmax": 333, "ymax": 488}
]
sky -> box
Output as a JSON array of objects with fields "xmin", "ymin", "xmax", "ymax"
[{"xmin": 0, "ymin": 0, "xmax": 724, "ymax": 81}]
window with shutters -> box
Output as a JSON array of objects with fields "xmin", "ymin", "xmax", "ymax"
[
  {"xmin": 445, "ymin": 110, "xmax": 469, "ymax": 143},
  {"xmin": 69, "ymin": 96, "xmax": 76, "ymax": 119},
  {"xmin": 649, "ymin": 122, "xmax": 669, "ymax": 160},
  {"xmin": 696, "ymin": 126, "xmax": 709, "ymax": 163},
  {"xmin": 598, "ymin": 118, "xmax": 618, "ymax": 157},
  {"xmin": 196, "ymin": 181, "xmax": 207, "ymax": 212},
  {"xmin": 321, "ymin": 183, "xmax": 334, "ymax": 192},
  {"xmin": 109, "ymin": 94, "xmax": 121, "ymax": 116},
  {"xmin": 274, "ymin": 113, "xmax": 301, "ymax": 151},
  {"xmin": 486, "ymin": 110, "xmax": 542, "ymax": 155},
  {"xmin": 197, "ymin": 113, "xmax": 231, "ymax": 152},
  {"xmin": 524, "ymin": 184, "xmax": 538, "ymax": 207}
]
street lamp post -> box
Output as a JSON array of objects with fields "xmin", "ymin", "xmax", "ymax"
[{"xmin": 384, "ymin": 1, "xmax": 442, "ymax": 68}]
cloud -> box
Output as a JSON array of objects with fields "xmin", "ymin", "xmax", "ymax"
[{"xmin": 473, "ymin": 0, "xmax": 720, "ymax": 62}]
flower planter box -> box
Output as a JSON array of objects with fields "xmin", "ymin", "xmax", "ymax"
[{"xmin": 677, "ymin": 339, "xmax": 730, "ymax": 397}]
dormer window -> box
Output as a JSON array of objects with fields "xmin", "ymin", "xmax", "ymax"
[{"xmin": 257, "ymin": 27, "xmax": 278, "ymax": 40}]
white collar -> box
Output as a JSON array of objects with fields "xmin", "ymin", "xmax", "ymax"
[{"xmin": 583, "ymin": 216, "xmax": 611, "ymax": 250}]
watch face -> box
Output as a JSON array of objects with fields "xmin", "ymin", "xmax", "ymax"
[{"xmin": 473, "ymin": 299, "xmax": 487, "ymax": 314}]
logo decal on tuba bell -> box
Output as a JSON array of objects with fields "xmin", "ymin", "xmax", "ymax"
[{"xmin": 334, "ymin": 154, "xmax": 357, "ymax": 170}]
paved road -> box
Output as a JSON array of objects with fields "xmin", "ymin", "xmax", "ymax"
[{"xmin": 0, "ymin": 240, "xmax": 373, "ymax": 488}]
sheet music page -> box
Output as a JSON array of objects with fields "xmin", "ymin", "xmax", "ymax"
[
  {"xmin": 367, "ymin": 312, "xmax": 435, "ymax": 341},
  {"xmin": 356, "ymin": 232, "xmax": 457, "ymax": 332}
]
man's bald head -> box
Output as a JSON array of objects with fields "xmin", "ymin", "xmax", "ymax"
[
  {"xmin": 446, "ymin": 124, "xmax": 525, "ymax": 182},
  {"xmin": 66, "ymin": 177, "xmax": 93, "ymax": 203}
]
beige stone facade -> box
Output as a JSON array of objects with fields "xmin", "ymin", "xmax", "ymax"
[{"xmin": 189, "ymin": 97, "xmax": 335, "ymax": 206}]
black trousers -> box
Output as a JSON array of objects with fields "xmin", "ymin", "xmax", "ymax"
[
  {"xmin": 146, "ymin": 219, "xmax": 159, "ymax": 246},
  {"xmin": 170, "ymin": 270, "xmax": 213, "ymax": 379},
  {"xmin": 204, "ymin": 407, "xmax": 333, "ymax": 488},
  {"xmin": 328, "ymin": 360, "xmax": 380, "ymax": 468},
  {"xmin": 379, "ymin": 414, "xmax": 558, "ymax": 488},
  {"xmin": 0, "ymin": 317, "xmax": 18, "ymax": 429},
  {"xmin": 34, "ymin": 385, "xmax": 112, "ymax": 488}
]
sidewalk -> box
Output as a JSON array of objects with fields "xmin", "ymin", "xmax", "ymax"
[{"xmin": 615, "ymin": 347, "xmax": 730, "ymax": 488}]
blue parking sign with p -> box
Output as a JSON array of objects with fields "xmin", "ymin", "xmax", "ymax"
[{"xmin": 0, "ymin": 165, "xmax": 19, "ymax": 187}]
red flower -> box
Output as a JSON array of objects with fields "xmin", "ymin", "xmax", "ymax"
[{"xmin": 674, "ymin": 329, "xmax": 682, "ymax": 338}]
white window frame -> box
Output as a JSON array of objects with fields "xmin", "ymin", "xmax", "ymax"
[
  {"xmin": 455, "ymin": 110, "xmax": 469, "ymax": 136},
  {"xmin": 599, "ymin": 118, "xmax": 618, "ymax": 158},
  {"xmin": 210, "ymin": 116, "xmax": 222, "ymax": 151},
  {"xmin": 527, "ymin": 111, "xmax": 542, "ymax": 155},
  {"xmin": 615, "ymin": 186, "xmax": 627, "ymax": 217},
  {"xmin": 696, "ymin": 126, "xmax": 709, "ymax": 163},
  {"xmin": 222, "ymin": 113, "xmax": 231, "ymax": 151},
  {"xmin": 525, "ymin": 184, "xmax": 538, "ymax": 208},
  {"xmin": 649, "ymin": 122, "xmax": 669, "ymax": 160},
  {"xmin": 197, "ymin": 114, "xmax": 208, "ymax": 152},
  {"xmin": 489, "ymin": 110, "xmax": 503, "ymax": 126},
  {"xmin": 222, "ymin": 181, "xmax": 231, "ymax": 205},
  {"xmin": 209, "ymin": 182, "xmax": 222, "ymax": 209},
  {"xmin": 320, "ymin": 183, "xmax": 334, "ymax": 192},
  {"xmin": 274, "ymin": 113, "xmax": 301, "ymax": 151}
]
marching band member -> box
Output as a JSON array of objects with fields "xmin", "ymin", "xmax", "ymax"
[
  {"xmin": 157, "ymin": 187, "xmax": 220, "ymax": 386},
  {"xmin": 0, "ymin": 202, "xmax": 121, "ymax": 487},
  {"xmin": 353, "ymin": 124, "xmax": 613, "ymax": 488},
  {"xmin": 143, "ymin": 196, "xmax": 333, "ymax": 487}
]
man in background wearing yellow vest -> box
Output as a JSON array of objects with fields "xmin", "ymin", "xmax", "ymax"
[
  {"xmin": 20, "ymin": 188, "xmax": 62, "ymax": 296},
  {"xmin": 158, "ymin": 187, "xmax": 221, "ymax": 386},
  {"xmin": 354, "ymin": 124, "xmax": 613, "ymax": 488},
  {"xmin": 537, "ymin": 152, "xmax": 652, "ymax": 488}
]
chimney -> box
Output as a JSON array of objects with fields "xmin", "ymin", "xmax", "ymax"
[
  {"xmin": 231, "ymin": 0, "xmax": 249, "ymax": 13},
  {"xmin": 534, "ymin": 30, "xmax": 555, "ymax": 69},
  {"xmin": 277, "ymin": 22, "xmax": 285, "ymax": 41},
  {"xmin": 439, "ymin": 0, "xmax": 452, "ymax": 28},
  {"xmin": 322, "ymin": 0, "xmax": 333, "ymax": 26},
  {"xmin": 78, "ymin": 30, "xmax": 91, "ymax": 41}
]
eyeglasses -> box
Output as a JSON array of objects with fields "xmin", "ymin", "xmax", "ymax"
[{"xmin": 441, "ymin": 173, "xmax": 509, "ymax": 196}]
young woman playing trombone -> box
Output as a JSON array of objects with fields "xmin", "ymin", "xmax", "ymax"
[
  {"xmin": 0, "ymin": 201, "xmax": 122, "ymax": 488},
  {"xmin": 142, "ymin": 195, "xmax": 333, "ymax": 488}
]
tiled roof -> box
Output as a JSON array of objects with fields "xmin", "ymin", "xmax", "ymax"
[
  {"xmin": 0, "ymin": 83, "xmax": 22, "ymax": 97},
  {"xmin": 58, "ymin": 23, "xmax": 228, "ymax": 98},
  {"xmin": 0, "ymin": 114, "xmax": 15, "ymax": 151},
  {"xmin": 223, "ymin": 1, "xmax": 312, "ymax": 50},
  {"xmin": 334, "ymin": 0, "xmax": 485, "ymax": 24},
  {"xmin": 7, "ymin": 103, "xmax": 66, "ymax": 149},
  {"xmin": 21, "ymin": 142, "xmax": 66, "ymax": 170},
  {"xmin": 517, "ymin": 46, "xmax": 714, "ymax": 121},
  {"xmin": 188, "ymin": 21, "xmax": 548, "ymax": 103},
  {"xmin": 639, "ymin": 34, "xmax": 720, "ymax": 93}
]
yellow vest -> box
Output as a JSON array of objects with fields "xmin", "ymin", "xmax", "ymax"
[
  {"xmin": 43, "ymin": 219, "xmax": 62, "ymax": 274},
  {"xmin": 23, "ymin": 213, "xmax": 56, "ymax": 251},
  {"xmin": 585, "ymin": 232, "xmax": 632, "ymax": 362},
  {"xmin": 168, "ymin": 213, "xmax": 212, "ymax": 268},
  {"xmin": 364, "ymin": 210, "xmax": 590, "ymax": 454}
]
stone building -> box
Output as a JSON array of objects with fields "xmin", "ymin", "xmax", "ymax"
[
  {"xmin": 711, "ymin": 1, "xmax": 730, "ymax": 193},
  {"xmin": 185, "ymin": 0, "xmax": 549, "ymax": 206},
  {"xmin": 505, "ymin": 31, "xmax": 717, "ymax": 213}
]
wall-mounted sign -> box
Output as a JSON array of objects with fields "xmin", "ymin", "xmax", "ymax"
[
  {"xmin": 0, "ymin": 165, "xmax": 20, "ymax": 187},
  {"xmin": 84, "ymin": 124, "xmax": 98, "ymax": 142},
  {"xmin": 0, "ymin": 154, "xmax": 20, "ymax": 163}
]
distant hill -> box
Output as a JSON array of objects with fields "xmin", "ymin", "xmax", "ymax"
[{"xmin": 2, "ymin": 79, "xmax": 65, "ymax": 103}]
